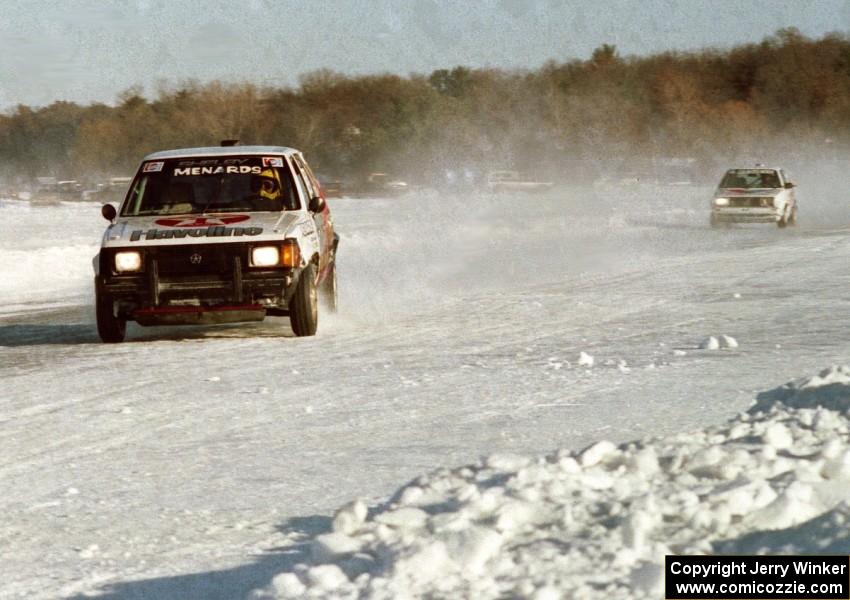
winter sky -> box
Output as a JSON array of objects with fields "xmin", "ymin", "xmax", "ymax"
[{"xmin": 1, "ymin": 0, "xmax": 848, "ymax": 109}]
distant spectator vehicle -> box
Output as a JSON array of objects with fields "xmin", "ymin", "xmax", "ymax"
[
  {"xmin": 363, "ymin": 172, "xmax": 409, "ymax": 196},
  {"xmin": 57, "ymin": 180, "xmax": 83, "ymax": 200},
  {"xmin": 88, "ymin": 177, "xmax": 133, "ymax": 203},
  {"xmin": 710, "ymin": 166, "xmax": 797, "ymax": 228},
  {"xmin": 486, "ymin": 170, "xmax": 554, "ymax": 193},
  {"xmin": 94, "ymin": 144, "xmax": 339, "ymax": 343},
  {"xmin": 30, "ymin": 176, "xmax": 60, "ymax": 204},
  {"xmin": 316, "ymin": 174, "xmax": 344, "ymax": 198}
]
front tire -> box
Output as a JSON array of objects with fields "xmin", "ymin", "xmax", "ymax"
[
  {"xmin": 788, "ymin": 206, "xmax": 798, "ymax": 226},
  {"xmin": 289, "ymin": 264, "xmax": 318, "ymax": 336},
  {"xmin": 96, "ymin": 289, "xmax": 126, "ymax": 343}
]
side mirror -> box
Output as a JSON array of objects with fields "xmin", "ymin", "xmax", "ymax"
[
  {"xmin": 785, "ymin": 182, "xmax": 795, "ymax": 189},
  {"xmin": 101, "ymin": 203, "xmax": 117, "ymax": 222},
  {"xmin": 308, "ymin": 195, "xmax": 326, "ymax": 213}
]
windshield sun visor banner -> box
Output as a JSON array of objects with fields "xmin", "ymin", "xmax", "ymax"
[{"xmin": 122, "ymin": 155, "xmax": 299, "ymax": 216}]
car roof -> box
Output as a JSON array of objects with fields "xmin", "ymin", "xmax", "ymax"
[
  {"xmin": 142, "ymin": 145, "xmax": 300, "ymax": 160},
  {"xmin": 726, "ymin": 166, "xmax": 782, "ymax": 171}
]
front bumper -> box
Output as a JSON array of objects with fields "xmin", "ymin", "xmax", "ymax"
[
  {"xmin": 97, "ymin": 243, "xmax": 301, "ymax": 323},
  {"xmin": 712, "ymin": 209, "xmax": 781, "ymax": 224}
]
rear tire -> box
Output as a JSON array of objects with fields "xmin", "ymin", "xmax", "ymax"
[
  {"xmin": 289, "ymin": 264, "xmax": 318, "ymax": 336},
  {"xmin": 320, "ymin": 262, "xmax": 338, "ymax": 313},
  {"xmin": 96, "ymin": 289, "xmax": 126, "ymax": 343}
]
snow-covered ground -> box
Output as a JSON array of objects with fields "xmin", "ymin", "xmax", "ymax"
[{"xmin": 3, "ymin": 167, "xmax": 850, "ymax": 598}]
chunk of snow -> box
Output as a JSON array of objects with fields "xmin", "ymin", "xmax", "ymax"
[
  {"xmin": 332, "ymin": 499, "xmax": 368, "ymax": 535},
  {"xmin": 305, "ymin": 564, "xmax": 349, "ymax": 589},
  {"xmin": 374, "ymin": 507, "xmax": 428, "ymax": 529},
  {"xmin": 311, "ymin": 532, "xmax": 362, "ymax": 563},
  {"xmin": 699, "ymin": 336, "xmax": 720, "ymax": 350},
  {"xmin": 763, "ymin": 423, "xmax": 793, "ymax": 449},
  {"xmin": 718, "ymin": 335, "xmax": 738, "ymax": 349},
  {"xmin": 578, "ymin": 352, "xmax": 594, "ymax": 367},
  {"xmin": 579, "ymin": 440, "xmax": 617, "ymax": 467}
]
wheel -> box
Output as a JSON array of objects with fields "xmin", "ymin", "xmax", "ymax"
[
  {"xmin": 96, "ymin": 288, "xmax": 126, "ymax": 343},
  {"xmin": 788, "ymin": 206, "xmax": 798, "ymax": 226},
  {"xmin": 710, "ymin": 213, "xmax": 721, "ymax": 229},
  {"xmin": 289, "ymin": 264, "xmax": 318, "ymax": 336},
  {"xmin": 777, "ymin": 213, "xmax": 788, "ymax": 228},
  {"xmin": 319, "ymin": 261, "xmax": 338, "ymax": 313}
]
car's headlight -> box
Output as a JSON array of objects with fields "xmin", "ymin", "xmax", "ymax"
[
  {"xmin": 714, "ymin": 197, "xmax": 729, "ymax": 206},
  {"xmin": 114, "ymin": 251, "xmax": 142, "ymax": 273},
  {"xmin": 251, "ymin": 246, "xmax": 280, "ymax": 267}
]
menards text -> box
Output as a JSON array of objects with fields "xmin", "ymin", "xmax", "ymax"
[{"xmin": 173, "ymin": 166, "xmax": 262, "ymax": 176}]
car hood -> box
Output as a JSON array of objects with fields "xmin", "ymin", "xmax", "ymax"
[{"xmin": 101, "ymin": 212, "xmax": 308, "ymax": 248}]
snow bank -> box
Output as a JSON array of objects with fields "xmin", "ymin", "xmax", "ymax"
[{"xmin": 253, "ymin": 366, "xmax": 850, "ymax": 599}]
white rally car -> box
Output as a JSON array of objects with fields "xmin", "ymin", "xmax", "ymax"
[
  {"xmin": 710, "ymin": 166, "xmax": 797, "ymax": 228},
  {"xmin": 94, "ymin": 144, "xmax": 339, "ymax": 343}
]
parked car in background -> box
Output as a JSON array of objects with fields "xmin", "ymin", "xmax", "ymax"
[
  {"xmin": 486, "ymin": 170, "xmax": 554, "ymax": 193},
  {"xmin": 93, "ymin": 144, "xmax": 338, "ymax": 343},
  {"xmin": 89, "ymin": 177, "xmax": 133, "ymax": 203},
  {"xmin": 710, "ymin": 166, "xmax": 797, "ymax": 228},
  {"xmin": 57, "ymin": 180, "xmax": 83, "ymax": 200},
  {"xmin": 363, "ymin": 172, "xmax": 409, "ymax": 196},
  {"xmin": 316, "ymin": 174, "xmax": 344, "ymax": 198},
  {"xmin": 30, "ymin": 176, "xmax": 60, "ymax": 204}
]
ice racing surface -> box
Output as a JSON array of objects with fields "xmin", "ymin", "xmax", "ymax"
[{"xmin": 4, "ymin": 168, "xmax": 850, "ymax": 598}]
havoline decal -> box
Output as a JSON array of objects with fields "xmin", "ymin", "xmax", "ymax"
[{"xmin": 129, "ymin": 225, "xmax": 263, "ymax": 241}]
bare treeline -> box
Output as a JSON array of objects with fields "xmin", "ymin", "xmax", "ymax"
[{"xmin": 1, "ymin": 28, "xmax": 848, "ymax": 184}]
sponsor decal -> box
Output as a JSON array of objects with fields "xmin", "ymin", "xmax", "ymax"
[
  {"xmin": 155, "ymin": 215, "xmax": 250, "ymax": 227},
  {"xmin": 173, "ymin": 165, "xmax": 262, "ymax": 176},
  {"xmin": 176, "ymin": 158, "xmax": 251, "ymax": 167},
  {"xmin": 129, "ymin": 225, "xmax": 263, "ymax": 241},
  {"xmin": 143, "ymin": 161, "xmax": 164, "ymax": 172},
  {"xmin": 262, "ymin": 157, "xmax": 284, "ymax": 167}
]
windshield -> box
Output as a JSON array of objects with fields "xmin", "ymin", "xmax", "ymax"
[
  {"xmin": 120, "ymin": 156, "xmax": 300, "ymax": 216},
  {"xmin": 719, "ymin": 169, "xmax": 780, "ymax": 189}
]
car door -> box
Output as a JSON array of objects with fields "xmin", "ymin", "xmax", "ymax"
[{"xmin": 291, "ymin": 154, "xmax": 332, "ymax": 274}]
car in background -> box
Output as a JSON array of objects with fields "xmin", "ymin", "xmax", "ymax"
[
  {"xmin": 363, "ymin": 172, "xmax": 409, "ymax": 196},
  {"xmin": 710, "ymin": 166, "xmax": 797, "ymax": 228},
  {"xmin": 30, "ymin": 176, "xmax": 60, "ymax": 204},
  {"xmin": 486, "ymin": 170, "xmax": 554, "ymax": 193},
  {"xmin": 316, "ymin": 174, "xmax": 344, "ymax": 198},
  {"xmin": 87, "ymin": 176, "xmax": 133, "ymax": 203},
  {"xmin": 57, "ymin": 180, "xmax": 83, "ymax": 200},
  {"xmin": 94, "ymin": 144, "xmax": 339, "ymax": 342}
]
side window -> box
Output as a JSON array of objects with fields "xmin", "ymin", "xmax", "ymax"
[
  {"xmin": 291, "ymin": 158, "xmax": 316, "ymax": 200},
  {"xmin": 295, "ymin": 155, "xmax": 321, "ymax": 197},
  {"xmin": 287, "ymin": 157, "xmax": 309, "ymax": 205}
]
